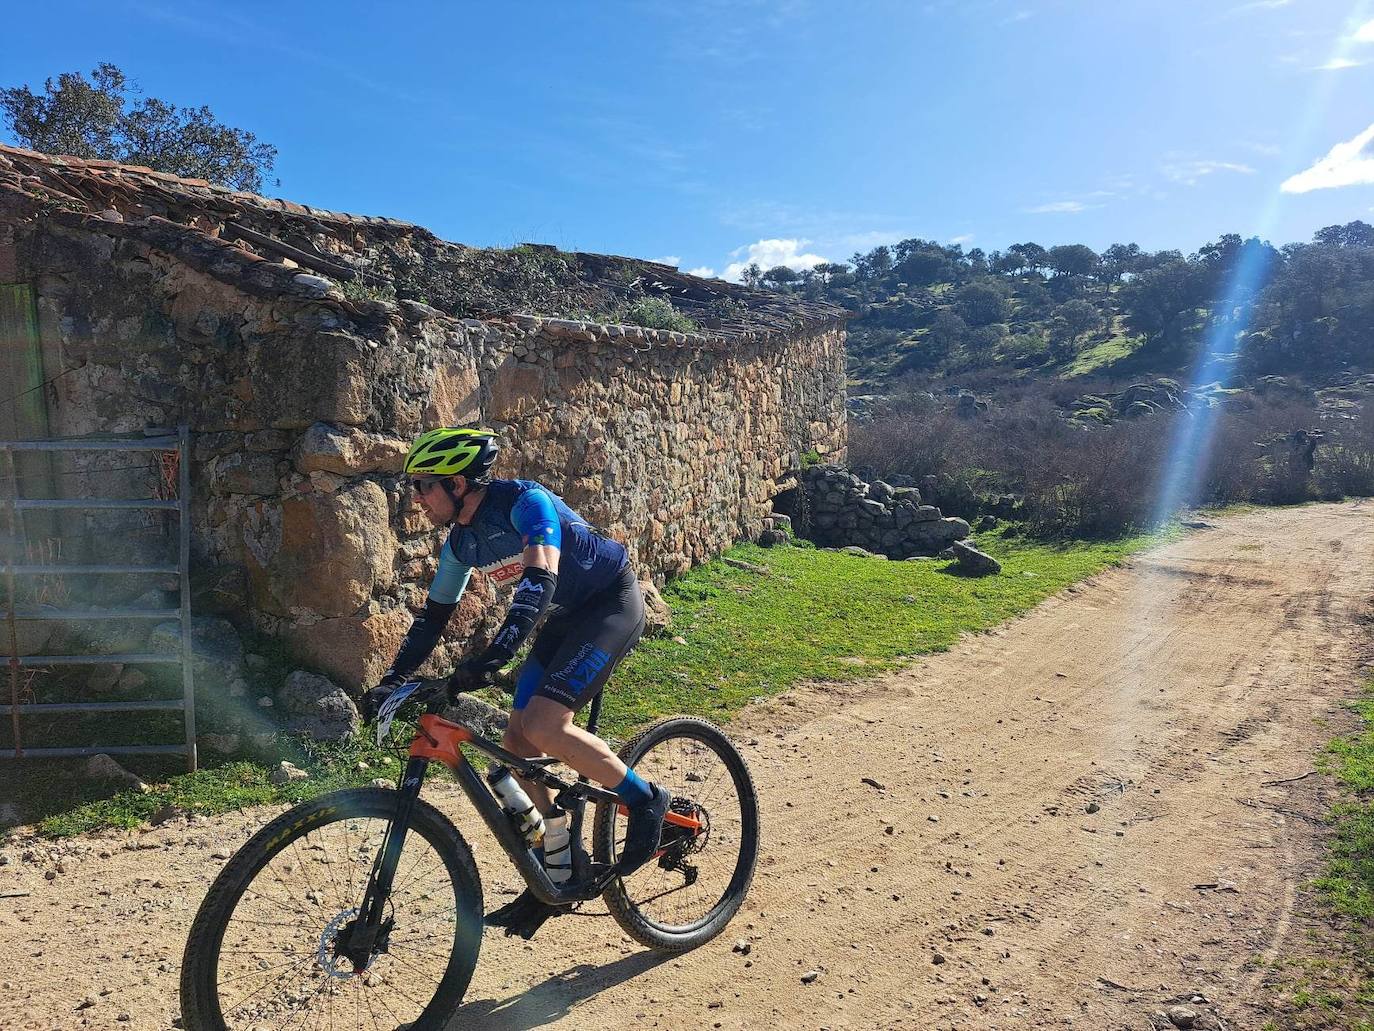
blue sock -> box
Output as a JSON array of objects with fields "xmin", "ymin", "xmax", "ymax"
[{"xmin": 613, "ymin": 767, "xmax": 653, "ymax": 808}]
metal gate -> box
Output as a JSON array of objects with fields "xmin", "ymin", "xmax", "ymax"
[{"xmin": 1, "ymin": 426, "xmax": 197, "ymax": 771}]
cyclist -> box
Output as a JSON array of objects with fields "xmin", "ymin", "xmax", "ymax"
[{"xmin": 361, "ymin": 427, "xmax": 667, "ymax": 934}]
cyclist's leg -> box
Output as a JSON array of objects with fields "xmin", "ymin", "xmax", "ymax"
[
  {"xmin": 503, "ymin": 624, "xmax": 570, "ymax": 814},
  {"xmin": 518, "ymin": 566, "xmax": 666, "ymax": 871},
  {"xmin": 518, "ymin": 564, "xmax": 647, "ymax": 777}
]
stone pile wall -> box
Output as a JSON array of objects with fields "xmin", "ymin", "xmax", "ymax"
[
  {"xmin": 0, "ymin": 205, "xmax": 846, "ymax": 695},
  {"xmin": 787, "ymin": 464, "xmax": 970, "ymax": 558}
]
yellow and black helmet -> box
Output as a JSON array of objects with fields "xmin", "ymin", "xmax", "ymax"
[{"xmin": 404, "ymin": 428, "xmax": 501, "ymax": 479}]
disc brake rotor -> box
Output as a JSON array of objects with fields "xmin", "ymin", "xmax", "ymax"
[{"xmin": 316, "ymin": 907, "xmax": 361, "ymax": 979}]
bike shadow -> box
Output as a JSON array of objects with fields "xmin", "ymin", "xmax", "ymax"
[{"xmin": 445, "ymin": 951, "xmax": 671, "ymax": 1030}]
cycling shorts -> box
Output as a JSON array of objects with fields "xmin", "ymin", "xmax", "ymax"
[{"xmin": 512, "ymin": 563, "xmax": 646, "ymax": 712}]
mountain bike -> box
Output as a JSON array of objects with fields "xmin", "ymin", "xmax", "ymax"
[{"xmin": 178, "ymin": 677, "xmax": 760, "ymax": 1030}]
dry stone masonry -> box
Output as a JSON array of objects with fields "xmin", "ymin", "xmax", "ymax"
[
  {"xmin": 787, "ymin": 464, "xmax": 971, "ymax": 559},
  {"xmin": 0, "ymin": 145, "xmax": 848, "ymax": 719}
]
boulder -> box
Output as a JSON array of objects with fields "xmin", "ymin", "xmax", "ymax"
[
  {"xmin": 270, "ymin": 760, "xmax": 310, "ymax": 785},
  {"xmin": 288, "ymin": 607, "xmax": 414, "ymax": 693},
  {"xmin": 952, "ymin": 540, "xmax": 1002, "ymax": 576},
  {"xmin": 293, "ymin": 422, "xmax": 410, "ymax": 476},
  {"xmin": 9, "ymin": 606, "xmax": 56, "ymax": 656},
  {"xmin": 85, "ymin": 753, "xmax": 149, "ymax": 792},
  {"xmin": 241, "ymin": 480, "xmax": 395, "ymax": 618},
  {"xmin": 443, "ymin": 692, "xmax": 508, "ymax": 740},
  {"xmin": 277, "ymin": 670, "xmax": 359, "ymax": 742},
  {"xmin": 639, "ymin": 580, "xmax": 672, "ymax": 636},
  {"xmin": 424, "ymin": 357, "xmax": 481, "ymax": 426}
]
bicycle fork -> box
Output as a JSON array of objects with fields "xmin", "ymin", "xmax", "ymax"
[{"xmin": 338, "ymin": 756, "xmax": 430, "ymax": 971}]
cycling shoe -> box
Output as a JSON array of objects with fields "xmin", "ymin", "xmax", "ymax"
[{"xmin": 618, "ymin": 784, "xmax": 670, "ymax": 874}]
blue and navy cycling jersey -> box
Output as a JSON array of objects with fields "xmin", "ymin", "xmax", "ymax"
[{"xmin": 429, "ymin": 479, "xmax": 627, "ymax": 609}]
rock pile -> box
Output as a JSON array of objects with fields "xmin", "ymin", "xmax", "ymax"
[{"xmin": 792, "ymin": 464, "xmax": 971, "ymax": 559}]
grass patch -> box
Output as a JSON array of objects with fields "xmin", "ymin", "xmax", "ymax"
[
  {"xmin": 598, "ymin": 526, "xmax": 1160, "ymax": 738},
  {"xmin": 1261, "ymin": 678, "xmax": 1374, "ymax": 1027},
  {"xmin": 33, "ymin": 731, "xmax": 412, "ymax": 839},
  {"xmin": 1316, "ymin": 683, "xmax": 1374, "ymax": 917},
  {"xmin": 28, "ymin": 529, "xmax": 1164, "ymax": 838},
  {"xmin": 1062, "ymin": 320, "xmax": 1144, "ymax": 378}
]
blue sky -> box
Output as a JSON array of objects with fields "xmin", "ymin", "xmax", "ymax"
[{"xmin": 4, "ymin": 0, "xmax": 1374, "ymax": 279}]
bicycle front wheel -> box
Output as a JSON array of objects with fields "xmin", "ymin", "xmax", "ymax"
[
  {"xmin": 179, "ymin": 787, "xmax": 482, "ymax": 1031},
  {"xmin": 593, "ymin": 716, "xmax": 760, "ymax": 951}
]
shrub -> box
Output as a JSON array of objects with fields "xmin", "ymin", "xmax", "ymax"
[
  {"xmin": 848, "ymin": 378, "xmax": 1361, "ymax": 538},
  {"xmin": 618, "ymin": 296, "xmax": 697, "ymax": 333}
]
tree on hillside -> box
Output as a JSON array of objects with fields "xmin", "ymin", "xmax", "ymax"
[
  {"xmin": 1118, "ymin": 259, "xmax": 1208, "ymax": 353},
  {"xmin": 1314, "ymin": 220, "xmax": 1374, "ymax": 249},
  {"xmin": 954, "ymin": 281, "xmax": 1008, "ymax": 326},
  {"xmin": 893, "ymin": 240, "xmax": 955, "ymax": 287},
  {"xmin": 761, "ymin": 265, "xmax": 801, "ymax": 290},
  {"xmin": 1047, "ymin": 244, "xmax": 1099, "ymax": 279},
  {"xmin": 1099, "ymin": 243, "xmax": 1143, "ymax": 283},
  {"xmin": 991, "ymin": 249, "xmax": 1027, "ymax": 276},
  {"xmin": 1048, "ymin": 299, "xmax": 1101, "ymax": 360},
  {"xmin": 1009, "ymin": 242, "xmax": 1049, "ymax": 276},
  {"xmin": 1, "ymin": 62, "xmax": 276, "ymax": 191}
]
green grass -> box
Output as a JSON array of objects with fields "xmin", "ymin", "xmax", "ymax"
[
  {"xmin": 28, "ymin": 527, "xmax": 1163, "ymax": 838},
  {"xmin": 599, "ymin": 528, "xmax": 1158, "ymax": 738},
  {"xmin": 1063, "ymin": 322, "xmax": 1145, "ymax": 378},
  {"xmin": 1316, "ymin": 684, "xmax": 1374, "ymax": 917},
  {"xmin": 1261, "ymin": 678, "xmax": 1374, "ymax": 1027},
  {"xmin": 34, "ymin": 734, "xmax": 410, "ymax": 838}
]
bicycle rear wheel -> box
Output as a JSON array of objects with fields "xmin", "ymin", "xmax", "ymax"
[
  {"xmin": 179, "ymin": 787, "xmax": 482, "ymax": 1031},
  {"xmin": 593, "ymin": 716, "xmax": 759, "ymax": 951}
]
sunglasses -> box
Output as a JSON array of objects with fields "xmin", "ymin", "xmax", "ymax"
[{"xmin": 410, "ymin": 478, "xmax": 447, "ymax": 495}]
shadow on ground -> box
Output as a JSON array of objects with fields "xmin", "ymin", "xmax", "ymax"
[{"xmin": 448, "ymin": 950, "xmax": 669, "ymax": 1030}]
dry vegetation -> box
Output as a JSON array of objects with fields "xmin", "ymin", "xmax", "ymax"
[{"xmin": 850, "ymin": 382, "xmax": 1374, "ymax": 537}]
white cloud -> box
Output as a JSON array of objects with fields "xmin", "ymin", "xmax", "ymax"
[
  {"xmin": 1319, "ymin": 57, "xmax": 1364, "ymax": 70},
  {"xmin": 685, "ymin": 266, "xmax": 716, "ymax": 279},
  {"xmin": 721, "ymin": 238, "xmax": 828, "ymax": 282},
  {"xmin": 1161, "ymin": 159, "xmax": 1256, "ymax": 186},
  {"xmin": 1025, "ymin": 200, "xmax": 1092, "ymax": 214},
  {"xmin": 647, "ymin": 255, "xmax": 680, "ymax": 267},
  {"xmin": 1282, "ymin": 121, "xmax": 1374, "ymax": 193},
  {"xmin": 1355, "ymin": 18, "xmax": 1374, "ymax": 44},
  {"xmin": 948, "ymin": 233, "xmax": 975, "ymax": 246}
]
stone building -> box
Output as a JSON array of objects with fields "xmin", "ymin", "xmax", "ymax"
[{"xmin": 0, "ymin": 145, "xmax": 848, "ymax": 692}]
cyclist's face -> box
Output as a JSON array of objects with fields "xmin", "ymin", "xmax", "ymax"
[{"xmin": 411, "ymin": 476, "xmax": 458, "ymax": 523}]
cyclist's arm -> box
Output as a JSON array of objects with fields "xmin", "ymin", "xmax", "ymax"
[
  {"xmin": 384, "ymin": 543, "xmax": 471, "ymax": 681},
  {"xmin": 481, "ymin": 489, "xmax": 561, "ymax": 663}
]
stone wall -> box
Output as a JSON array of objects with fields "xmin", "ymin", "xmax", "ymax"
[
  {"xmin": 784, "ymin": 464, "xmax": 970, "ymax": 558},
  {"xmin": 0, "ymin": 203, "xmax": 846, "ymax": 692}
]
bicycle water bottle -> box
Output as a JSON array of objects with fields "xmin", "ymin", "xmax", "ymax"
[
  {"xmin": 542, "ymin": 806, "xmax": 573, "ymax": 885},
  {"xmin": 486, "ymin": 765, "xmax": 544, "ymax": 846}
]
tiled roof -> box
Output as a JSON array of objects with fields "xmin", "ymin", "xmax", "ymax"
[
  {"xmin": 0, "ymin": 143, "xmax": 415, "ymax": 229},
  {"xmin": 0, "ymin": 144, "xmax": 849, "ymax": 338}
]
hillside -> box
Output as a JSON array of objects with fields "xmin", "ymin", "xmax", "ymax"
[{"xmin": 748, "ymin": 221, "xmax": 1374, "ymax": 397}]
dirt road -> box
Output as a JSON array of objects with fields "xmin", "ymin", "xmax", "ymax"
[{"xmin": 3, "ymin": 501, "xmax": 1372, "ymax": 1030}]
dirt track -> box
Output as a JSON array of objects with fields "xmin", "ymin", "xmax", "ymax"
[{"xmin": 3, "ymin": 501, "xmax": 1373, "ymax": 1030}]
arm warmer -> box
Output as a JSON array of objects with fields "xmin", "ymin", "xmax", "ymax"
[
  {"xmin": 386, "ymin": 598, "xmax": 458, "ymax": 680},
  {"xmin": 483, "ymin": 564, "xmax": 557, "ymax": 663}
]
